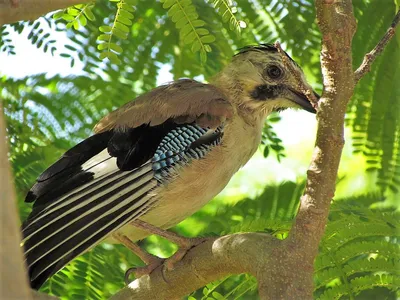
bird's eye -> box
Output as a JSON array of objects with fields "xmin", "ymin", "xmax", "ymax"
[{"xmin": 266, "ymin": 65, "xmax": 283, "ymax": 79}]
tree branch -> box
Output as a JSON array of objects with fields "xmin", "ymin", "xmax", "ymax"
[
  {"xmin": 0, "ymin": 0, "xmax": 91, "ymax": 25},
  {"xmin": 264, "ymin": 1, "xmax": 357, "ymax": 297},
  {"xmin": 111, "ymin": 233, "xmax": 281, "ymax": 300},
  {"xmin": 354, "ymin": 9, "xmax": 400, "ymax": 83},
  {"xmin": 0, "ymin": 102, "xmax": 32, "ymax": 299}
]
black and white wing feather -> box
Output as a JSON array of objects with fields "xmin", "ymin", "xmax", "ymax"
[{"xmin": 22, "ymin": 120, "xmax": 223, "ymax": 289}]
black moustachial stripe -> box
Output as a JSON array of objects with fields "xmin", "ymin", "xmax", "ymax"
[
  {"xmin": 250, "ymin": 84, "xmax": 285, "ymax": 101},
  {"xmin": 22, "ymin": 119, "xmax": 224, "ymax": 290}
]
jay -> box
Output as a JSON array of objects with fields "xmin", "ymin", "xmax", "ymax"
[{"xmin": 21, "ymin": 44, "xmax": 318, "ymax": 289}]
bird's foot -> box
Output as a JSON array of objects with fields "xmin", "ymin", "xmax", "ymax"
[
  {"xmin": 123, "ymin": 235, "xmax": 208, "ymax": 284},
  {"xmin": 130, "ymin": 220, "xmax": 209, "ymax": 269},
  {"xmin": 123, "ymin": 220, "xmax": 208, "ymax": 282},
  {"xmin": 164, "ymin": 236, "xmax": 207, "ymax": 271},
  {"xmin": 124, "ymin": 256, "xmax": 164, "ymax": 284},
  {"xmin": 131, "ymin": 219, "xmax": 207, "ymax": 248},
  {"xmin": 113, "ymin": 233, "xmax": 164, "ymax": 284}
]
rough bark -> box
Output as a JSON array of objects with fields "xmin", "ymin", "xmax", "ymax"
[
  {"xmin": 270, "ymin": 1, "xmax": 357, "ymax": 298},
  {"xmin": 111, "ymin": 234, "xmax": 279, "ymax": 300},
  {"xmin": 0, "ymin": 0, "xmax": 91, "ymax": 25},
  {"xmin": 0, "ymin": 102, "xmax": 33, "ymax": 299}
]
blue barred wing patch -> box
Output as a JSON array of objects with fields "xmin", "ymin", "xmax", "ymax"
[{"xmin": 152, "ymin": 124, "xmax": 223, "ymax": 180}]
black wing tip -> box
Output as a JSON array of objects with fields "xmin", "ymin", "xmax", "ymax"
[
  {"xmin": 30, "ymin": 278, "xmax": 45, "ymax": 291},
  {"xmin": 29, "ymin": 266, "xmax": 55, "ymax": 290},
  {"xmin": 25, "ymin": 191, "xmax": 37, "ymax": 203}
]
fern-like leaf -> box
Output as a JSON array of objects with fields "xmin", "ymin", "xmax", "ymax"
[
  {"xmin": 53, "ymin": 3, "xmax": 95, "ymax": 30},
  {"xmin": 98, "ymin": 0, "xmax": 135, "ymax": 64},
  {"xmin": 161, "ymin": 0, "xmax": 215, "ymax": 62},
  {"xmin": 210, "ymin": 0, "xmax": 241, "ymax": 34}
]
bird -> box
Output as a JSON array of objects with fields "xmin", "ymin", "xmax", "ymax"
[{"xmin": 21, "ymin": 44, "xmax": 318, "ymax": 290}]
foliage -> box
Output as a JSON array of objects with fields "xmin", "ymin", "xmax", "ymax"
[
  {"xmin": 53, "ymin": 3, "xmax": 96, "ymax": 31},
  {"xmin": 161, "ymin": 0, "xmax": 215, "ymax": 62},
  {"xmin": 262, "ymin": 113, "xmax": 286, "ymax": 161},
  {"xmin": 314, "ymin": 196, "xmax": 400, "ymax": 300},
  {"xmin": 1, "ymin": 0, "xmax": 399, "ymax": 299},
  {"xmin": 349, "ymin": 1, "xmax": 400, "ymax": 193},
  {"xmin": 189, "ymin": 188, "xmax": 400, "ymax": 300}
]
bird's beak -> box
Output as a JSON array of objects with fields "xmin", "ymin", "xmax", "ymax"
[{"xmin": 287, "ymin": 88, "xmax": 318, "ymax": 114}]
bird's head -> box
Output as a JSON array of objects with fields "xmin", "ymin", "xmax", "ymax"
[{"xmin": 215, "ymin": 44, "xmax": 318, "ymax": 118}]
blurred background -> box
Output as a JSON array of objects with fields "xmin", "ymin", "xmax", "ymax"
[{"xmin": 1, "ymin": 0, "xmax": 399, "ymax": 299}]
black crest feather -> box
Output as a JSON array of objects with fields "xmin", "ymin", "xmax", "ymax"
[{"xmin": 235, "ymin": 43, "xmax": 299, "ymax": 67}]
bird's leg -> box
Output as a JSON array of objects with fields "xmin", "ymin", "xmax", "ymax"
[
  {"xmin": 113, "ymin": 233, "xmax": 163, "ymax": 284},
  {"xmin": 131, "ymin": 219, "xmax": 207, "ymax": 271}
]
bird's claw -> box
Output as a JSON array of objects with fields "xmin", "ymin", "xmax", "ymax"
[
  {"xmin": 164, "ymin": 236, "xmax": 208, "ymax": 271},
  {"xmin": 124, "ymin": 237, "xmax": 208, "ymax": 284},
  {"xmin": 124, "ymin": 257, "xmax": 164, "ymax": 285}
]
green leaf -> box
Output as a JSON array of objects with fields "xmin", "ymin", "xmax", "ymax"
[
  {"xmin": 168, "ymin": 4, "xmax": 180, "ymax": 17},
  {"xmin": 191, "ymin": 19, "xmax": 206, "ymax": 27},
  {"xmin": 97, "ymin": 34, "xmax": 111, "ymax": 41},
  {"xmin": 176, "ymin": 16, "xmax": 188, "ymax": 29},
  {"xmin": 200, "ymin": 35, "xmax": 215, "ymax": 43},
  {"xmin": 196, "ymin": 28, "xmax": 209, "ymax": 36},
  {"xmin": 97, "ymin": 43, "xmax": 108, "ymax": 50},
  {"xmin": 180, "ymin": 23, "xmax": 193, "ymax": 38},
  {"xmin": 118, "ymin": 16, "xmax": 133, "ymax": 26},
  {"xmin": 83, "ymin": 7, "xmax": 95, "ymax": 21},
  {"xmin": 171, "ymin": 10, "xmax": 184, "ymax": 23},
  {"xmin": 61, "ymin": 14, "xmax": 74, "ymax": 22},
  {"xmin": 79, "ymin": 14, "xmax": 87, "ymax": 27},
  {"xmin": 53, "ymin": 11, "xmax": 64, "ymax": 20},
  {"xmin": 191, "ymin": 40, "xmax": 201, "ymax": 53},
  {"xmin": 73, "ymin": 20, "xmax": 80, "ymax": 30},
  {"xmin": 67, "ymin": 8, "xmax": 80, "ymax": 16},
  {"xmin": 121, "ymin": 3, "xmax": 134, "ymax": 12},
  {"xmin": 111, "ymin": 27, "xmax": 128, "ymax": 39},
  {"xmin": 162, "ymin": 0, "xmax": 175, "ymax": 9},
  {"xmin": 183, "ymin": 31, "xmax": 196, "ymax": 44},
  {"xmin": 200, "ymin": 49, "xmax": 207, "ymax": 63},
  {"xmin": 212, "ymin": 291, "xmax": 224, "ymax": 300},
  {"xmin": 99, "ymin": 51, "xmax": 109, "ymax": 60},
  {"xmin": 263, "ymin": 146, "xmax": 270, "ymax": 158},
  {"xmin": 64, "ymin": 45, "xmax": 76, "ymax": 51},
  {"xmin": 119, "ymin": 9, "xmax": 134, "ymax": 20},
  {"xmin": 109, "ymin": 43, "xmax": 123, "ymax": 54},
  {"xmin": 114, "ymin": 22, "xmax": 129, "ymax": 33},
  {"xmin": 99, "ymin": 26, "xmax": 112, "ymax": 33}
]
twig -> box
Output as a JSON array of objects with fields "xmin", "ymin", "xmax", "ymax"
[
  {"xmin": 0, "ymin": 0, "xmax": 90, "ymax": 25},
  {"xmin": 274, "ymin": 41, "xmax": 319, "ymax": 109},
  {"xmin": 354, "ymin": 9, "xmax": 400, "ymax": 83}
]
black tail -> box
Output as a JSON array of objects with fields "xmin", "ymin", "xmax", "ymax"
[{"xmin": 21, "ymin": 130, "xmax": 158, "ymax": 289}]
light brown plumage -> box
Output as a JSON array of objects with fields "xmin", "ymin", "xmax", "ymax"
[{"xmin": 94, "ymin": 79, "xmax": 234, "ymax": 132}]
